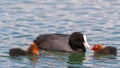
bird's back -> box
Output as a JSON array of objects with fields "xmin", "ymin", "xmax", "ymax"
[
  {"xmin": 103, "ymin": 46, "xmax": 117, "ymax": 55},
  {"xmin": 34, "ymin": 34, "xmax": 73, "ymax": 52},
  {"xmin": 9, "ymin": 48, "xmax": 27, "ymax": 56}
]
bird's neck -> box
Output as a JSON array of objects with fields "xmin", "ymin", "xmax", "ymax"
[{"xmin": 26, "ymin": 43, "xmax": 39, "ymax": 55}]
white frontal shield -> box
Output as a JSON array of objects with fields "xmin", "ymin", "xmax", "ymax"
[{"xmin": 83, "ymin": 35, "xmax": 91, "ymax": 49}]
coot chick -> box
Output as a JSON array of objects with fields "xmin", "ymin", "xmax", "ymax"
[
  {"xmin": 33, "ymin": 32, "xmax": 91, "ymax": 52},
  {"xmin": 9, "ymin": 42, "xmax": 39, "ymax": 56},
  {"xmin": 91, "ymin": 44, "xmax": 117, "ymax": 55}
]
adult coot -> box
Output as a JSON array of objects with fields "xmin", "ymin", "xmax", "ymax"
[
  {"xmin": 33, "ymin": 32, "xmax": 91, "ymax": 52},
  {"xmin": 9, "ymin": 42, "xmax": 39, "ymax": 56},
  {"xmin": 91, "ymin": 44, "xmax": 117, "ymax": 55}
]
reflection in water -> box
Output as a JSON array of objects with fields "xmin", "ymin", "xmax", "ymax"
[
  {"xmin": 28, "ymin": 55, "xmax": 39, "ymax": 62},
  {"xmin": 67, "ymin": 53, "xmax": 85, "ymax": 68},
  {"xmin": 37, "ymin": 51, "xmax": 86, "ymax": 68},
  {"xmin": 9, "ymin": 56, "xmax": 26, "ymax": 60},
  {"xmin": 28, "ymin": 55, "xmax": 39, "ymax": 68},
  {"xmin": 9, "ymin": 55, "xmax": 39, "ymax": 68},
  {"xmin": 93, "ymin": 54, "xmax": 117, "ymax": 60}
]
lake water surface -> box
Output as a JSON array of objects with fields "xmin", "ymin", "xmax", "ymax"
[{"xmin": 0, "ymin": 0, "xmax": 120, "ymax": 68}]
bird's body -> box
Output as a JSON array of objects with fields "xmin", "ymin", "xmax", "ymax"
[
  {"xmin": 92, "ymin": 44, "xmax": 117, "ymax": 55},
  {"xmin": 9, "ymin": 48, "xmax": 27, "ymax": 56},
  {"xmin": 34, "ymin": 34, "xmax": 72, "ymax": 52},
  {"xmin": 33, "ymin": 32, "xmax": 91, "ymax": 52},
  {"xmin": 9, "ymin": 42, "xmax": 39, "ymax": 56}
]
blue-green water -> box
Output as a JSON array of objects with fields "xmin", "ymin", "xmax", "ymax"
[{"xmin": 0, "ymin": 0, "xmax": 120, "ymax": 68}]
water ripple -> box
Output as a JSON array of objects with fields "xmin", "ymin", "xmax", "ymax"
[{"xmin": 0, "ymin": 0, "xmax": 120, "ymax": 68}]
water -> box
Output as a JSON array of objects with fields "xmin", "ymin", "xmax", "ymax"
[{"xmin": 0, "ymin": 0, "xmax": 120, "ymax": 68}]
